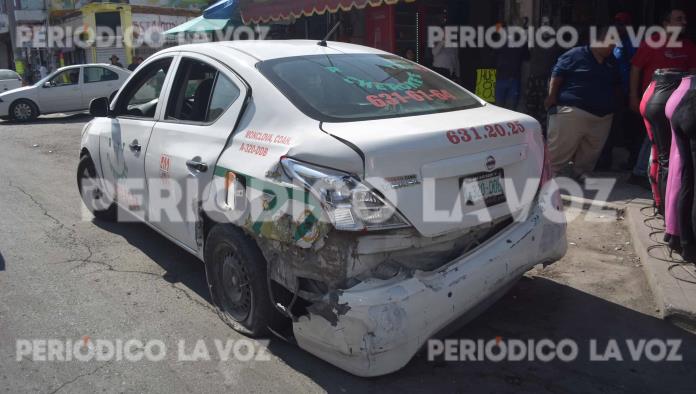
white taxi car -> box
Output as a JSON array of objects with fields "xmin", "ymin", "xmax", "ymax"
[
  {"xmin": 0, "ymin": 69, "xmax": 23, "ymax": 92},
  {"xmin": 77, "ymin": 41, "xmax": 567, "ymax": 376},
  {"xmin": 0, "ymin": 64, "xmax": 130, "ymax": 122}
]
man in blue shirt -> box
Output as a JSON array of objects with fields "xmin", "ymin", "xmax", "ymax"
[{"xmin": 545, "ymin": 28, "xmax": 620, "ymax": 180}]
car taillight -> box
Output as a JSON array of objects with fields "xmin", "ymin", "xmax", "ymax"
[
  {"xmin": 280, "ymin": 158, "xmax": 411, "ymax": 231},
  {"xmin": 539, "ymin": 142, "xmax": 553, "ymax": 189}
]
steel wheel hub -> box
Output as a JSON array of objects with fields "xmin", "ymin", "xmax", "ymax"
[
  {"xmin": 13, "ymin": 103, "xmax": 32, "ymax": 120},
  {"xmin": 221, "ymin": 251, "xmax": 251, "ymax": 320}
]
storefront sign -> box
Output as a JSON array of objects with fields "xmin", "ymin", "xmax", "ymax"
[
  {"xmin": 132, "ymin": 13, "xmax": 190, "ymax": 34},
  {"xmin": 15, "ymin": 61, "xmax": 25, "ymax": 76}
]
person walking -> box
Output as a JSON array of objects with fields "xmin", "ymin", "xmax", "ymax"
[
  {"xmin": 127, "ymin": 56, "xmax": 144, "ymax": 71},
  {"xmin": 109, "ymin": 55, "xmax": 124, "ymax": 68},
  {"xmin": 432, "ymin": 40, "xmax": 460, "ymax": 81},
  {"xmin": 545, "ymin": 28, "xmax": 620, "ymax": 181}
]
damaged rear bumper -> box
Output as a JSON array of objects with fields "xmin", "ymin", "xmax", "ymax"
[{"xmin": 292, "ymin": 181, "xmax": 567, "ymax": 377}]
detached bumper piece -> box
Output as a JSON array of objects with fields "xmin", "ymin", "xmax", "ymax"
[{"xmin": 292, "ymin": 182, "xmax": 567, "ymax": 376}]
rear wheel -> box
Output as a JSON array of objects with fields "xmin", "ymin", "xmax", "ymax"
[
  {"xmin": 204, "ymin": 224, "xmax": 283, "ymax": 336},
  {"xmin": 77, "ymin": 155, "xmax": 117, "ymax": 221},
  {"xmin": 10, "ymin": 99, "xmax": 37, "ymax": 122}
]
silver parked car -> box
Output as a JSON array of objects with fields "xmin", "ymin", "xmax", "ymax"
[
  {"xmin": 0, "ymin": 64, "xmax": 130, "ymax": 122},
  {"xmin": 0, "ymin": 69, "xmax": 22, "ymax": 93}
]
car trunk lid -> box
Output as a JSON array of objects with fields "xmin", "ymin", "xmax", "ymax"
[{"xmin": 321, "ymin": 105, "xmax": 545, "ymax": 237}]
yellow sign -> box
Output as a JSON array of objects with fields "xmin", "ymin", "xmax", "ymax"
[
  {"xmin": 15, "ymin": 61, "xmax": 24, "ymax": 76},
  {"xmin": 475, "ymin": 68, "xmax": 496, "ymax": 103}
]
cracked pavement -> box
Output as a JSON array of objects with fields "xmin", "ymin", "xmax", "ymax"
[{"xmin": 1, "ymin": 114, "xmax": 696, "ymax": 393}]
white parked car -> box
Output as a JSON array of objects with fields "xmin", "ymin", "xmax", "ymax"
[
  {"xmin": 0, "ymin": 69, "xmax": 23, "ymax": 93},
  {"xmin": 0, "ymin": 64, "xmax": 130, "ymax": 122},
  {"xmin": 77, "ymin": 41, "xmax": 567, "ymax": 377}
]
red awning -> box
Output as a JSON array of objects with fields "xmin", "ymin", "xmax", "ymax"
[{"xmin": 240, "ymin": 0, "xmax": 411, "ymax": 24}]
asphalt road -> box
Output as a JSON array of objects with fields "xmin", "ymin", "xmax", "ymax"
[{"xmin": 1, "ymin": 114, "xmax": 695, "ymax": 393}]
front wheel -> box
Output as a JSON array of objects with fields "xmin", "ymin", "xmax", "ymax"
[
  {"xmin": 204, "ymin": 224, "xmax": 283, "ymax": 336},
  {"xmin": 77, "ymin": 155, "xmax": 117, "ymax": 221},
  {"xmin": 10, "ymin": 99, "xmax": 38, "ymax": 122}
]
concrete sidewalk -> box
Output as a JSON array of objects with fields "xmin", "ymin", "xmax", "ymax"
[
  {"xmin": 560, "ymin": 173, "xmax": 696, "ymax": 332},
  {"xmin": 626, "ymin": 200, "xmax": 696, "ymax": 332}
]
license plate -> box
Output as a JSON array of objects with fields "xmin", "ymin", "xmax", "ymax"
[{"xmin": 459, "ymin": 169, "xmax": 506, "ymax": 207}]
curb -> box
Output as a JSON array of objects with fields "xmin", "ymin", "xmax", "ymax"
[
  {"xmin": 625, "ymin": 203, "xmax": 696, "ymax": 332},
  {"xmin": 560, "ymin": 194, "xmax": 626, "ymax": 212}
]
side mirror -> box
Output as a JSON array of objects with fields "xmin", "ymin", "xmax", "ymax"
[
  {"xmin": 43, "ymin": 82, "xmax": 52, "ymax": 88},
  {"xmin": 89, "ymin": 97, "xmax": 111, "ymax": 117}
]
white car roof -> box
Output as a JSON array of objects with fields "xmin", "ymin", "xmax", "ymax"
[
  {"xmin": 53, "ymin": 63, "xmax": 125, "ymax": 72},
  {"xmin": 159, "ymin": 40, "xmax": 389, "ymax": 63}
]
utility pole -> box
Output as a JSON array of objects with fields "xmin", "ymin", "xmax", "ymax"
[
  {"xmin": 43, "ymin": 0, "xmax": 51, "ymax": 70},
  {"xmin": 6, "ymin": 0, "xmax": 20, "ymax": 72}
]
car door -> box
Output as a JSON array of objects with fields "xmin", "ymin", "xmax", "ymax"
[
  {"xmin": 38, "ymin": 68, "xmax": 83, "ymax": 112},
  {"xmin": 145, "ymin": 54, "xmax": 247, "ymax": 251},
  {"xmin": 98, "ymin": 56, "xmax": 176, "ymax": 221},
  {"xmin": 82, "ymin": 66, "xmax": 120, "ymax": 107}
]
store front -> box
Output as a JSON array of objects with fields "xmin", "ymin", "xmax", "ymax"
[
  {"xmin": 241, "ymin": 0, "xmax": 455, "ymax": 69},
  {"xmin": 51, "ymin": 1, "xmax": 199, "ymax": 67},
  {"xmin": 240, "ymin": 0, "xmax": 504, "ymax": 88},
  {"xmin": 240, "ymin": 0, "xmax": 696, "ymax": 99},
  {"xmin": 50, "ymin": 2, "xmax": 133, "ymax": 66}
]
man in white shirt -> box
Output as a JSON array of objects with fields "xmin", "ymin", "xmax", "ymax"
[{"xmin": 432, "ymin": 40, "xmax": 460, "ymax": 81}]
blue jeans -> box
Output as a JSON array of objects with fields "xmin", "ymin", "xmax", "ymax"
[
  {"xmin": 632, "ymin": 136, "xmax": 651, "ymax": 177},
  {"xmin": 495, "ymin": 78, "xmax": 521, "ymax": 110}
]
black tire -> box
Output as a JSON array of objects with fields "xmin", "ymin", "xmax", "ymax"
[
  {"xmin": 77, "ymin": 155, "xmax": 117, "ymax": 221},
  {"xmin": 204, "ymin": 224, "xmax": 283, "ymax": 336},
  {"xmin": 10, "ymin": 99, "xmax": 38, "ymax": 122}
]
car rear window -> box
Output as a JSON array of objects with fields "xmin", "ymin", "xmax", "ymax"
[
  {"xmin": 257, "ymin": 54, "xmax": 482, "ymax": 122},
  {"xmin": 0, "ymin": 70, "xmax": 19, "ymax": 80}
]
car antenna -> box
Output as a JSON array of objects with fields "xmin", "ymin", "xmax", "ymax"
[{"xmin": 318, "ymin": 21, "xmax": 341, "ymax": 47}]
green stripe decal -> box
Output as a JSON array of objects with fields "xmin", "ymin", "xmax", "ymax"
[{"xmin": 214, "ymin": 165, "xmax": 324, "ymax": 240}]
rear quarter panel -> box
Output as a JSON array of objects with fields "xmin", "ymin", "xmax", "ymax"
[{"xmin": 207, "ymin": 57, "xmax": 363, "ymax": 248}]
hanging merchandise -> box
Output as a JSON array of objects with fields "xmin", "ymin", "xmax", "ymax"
[
  {"xmin": 667, "ymin": 75, "xmax": 696, "ymax": 261},
  {"xmin": 640, "ymin": 69, "xmax": 686, "ymax": 215},
  {"xmin": 664, "ymin": 75, "xmax": 695, "ymax": 253}
]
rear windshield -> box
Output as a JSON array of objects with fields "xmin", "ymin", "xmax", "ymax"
[
  {"xmin": 258, "ymin": 54, "xmax": 482, "ymax": 122},
  {"xmin": 0, "ymin": 70, "xmax": 19, "ymax": 80}
]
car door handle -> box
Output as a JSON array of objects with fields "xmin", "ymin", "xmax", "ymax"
[
  {"xmin": 129, "ymin": 140, "xmax": 141, "ymax": 152},
  {"xmin": 186, "ymin": 159, "xmax": 208, "ymax": 172}
]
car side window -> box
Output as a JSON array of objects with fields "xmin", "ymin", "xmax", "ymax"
[
  {"xmin": 49, "ymin": 69, "xmax": 80, "ymax": 86},
  {"xmin": 84, "ymin": 67, "xmax": 119, "ymax": 83},
  {"xmin": 207, "ymin": 74, "xmax": 240, "ymax": 122},
  {"xmin": 165, "ymin": 58, "xmax": 239, "ymax": 123},
  {"xmin": 0, "ymin": 70, "xmax": 19, "ymax": 80},
  {"xmin": 113, "ymin": 58, "xmax": 172, "ymax": 119}
]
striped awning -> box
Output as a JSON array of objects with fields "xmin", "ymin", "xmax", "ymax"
[{"xmin": 240, "ymin": 0, "xmax": 413, "ymax": 24}]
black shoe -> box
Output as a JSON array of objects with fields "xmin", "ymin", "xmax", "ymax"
[{"xmin": 627, "ymin": 174, "xmax": 650, "ymax": 190}]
